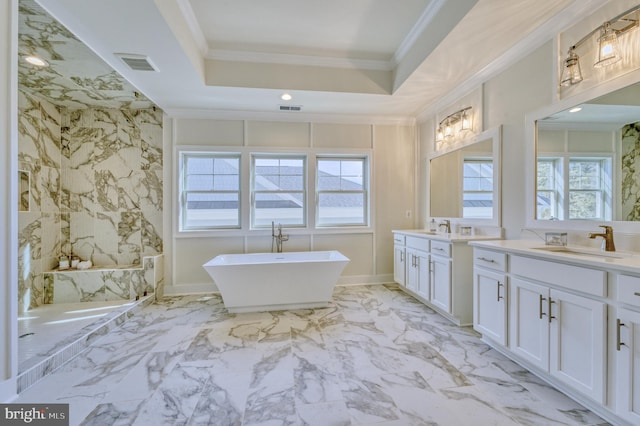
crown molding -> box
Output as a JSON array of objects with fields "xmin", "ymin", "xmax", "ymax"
[
  {"xmin": 206, "ymin": 49, "xmax": 393, "ymax": 71},
  {"xmin": 175, "ymin": 0, "xmax": 208, "ymax": 55},
  {"xmin": 163, "ymin": 107, "xmax": 416, "ymax": 126},
  {"xmin": 392, "ymin": 0, "xmax": 446, "ymax": 67}
]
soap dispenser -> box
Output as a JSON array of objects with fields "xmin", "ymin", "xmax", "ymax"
[{"xmin": 429, "ymin": 218, "xmax": 437, "ymax": 232}]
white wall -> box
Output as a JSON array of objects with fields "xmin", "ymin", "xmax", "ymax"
[
  {"xmin": 419, "ymin": 40, "xmax": 556, "ymax": 238},
  {"xmin": 165, "ymin": 119, "xmax": 416, "ymax": 293},
  {"xmin": 483, "ymin": 41, "xmax": 555, "ymax": 238},
  {"xmin": 1, "ymin": 0, "xmax": 19, "ymax": 402}
]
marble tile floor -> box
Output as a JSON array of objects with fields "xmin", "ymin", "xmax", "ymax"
[{"xmin": 14, "ymin": 284, "xmax": 609, "ymax": 426}]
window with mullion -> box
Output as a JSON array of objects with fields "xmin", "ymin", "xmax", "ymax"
[
  {"xmin": 252, "ymin": 155, "xmax": 306, "ymax": 227},
  {"xmin": 317, "ymin": 157, "xmax": 368, "ymax": 226},
  {"xmin": 462, "ymin": 159, "xmax": 493, "ymax": 219},
  {"xmin": 536, "ymin": 158, "xmax": 558, "ymax": 220},
  {"xmin": 181, "ymin": 153, "xmax": 241, "ymax": 230},
  {"xmin": 569, "ymin": 158, "xmax": 607, "ymax": 220}
]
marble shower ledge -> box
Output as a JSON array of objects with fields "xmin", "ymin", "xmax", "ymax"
[
  {"xmin": 44, "ymin": 254, "xmax": 164, "ymax": 304},
  {"xmin": 49, "ymin": 263, "xmax": 148, "ymax": 273}
]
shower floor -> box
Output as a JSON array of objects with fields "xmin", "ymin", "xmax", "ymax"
[{"xmin": 17, "ymin": 297, "xmax": 152, "ymax": 393}]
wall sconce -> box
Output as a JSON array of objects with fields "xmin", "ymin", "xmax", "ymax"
[
  {"xmin": 594, "ymin": 21, "xmax": 621, "ymax": 67},
  {"xmin": 436, "ymin": 106, "xmax": 473, "ymax": 143},
  {"xmin": 560, "ymin": 5, "xmax": 639, "ymax": 87}
]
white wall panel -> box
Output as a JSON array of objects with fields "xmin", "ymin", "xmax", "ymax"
[
  {"xmin": 175, "ymin": 119, "xmax": 243, "ymax": 146},
  {"xmin": 247, "ymin": 121, "xmax": 310, "ymax": 147},
  {"xmin": 312, "ymin": 123, "xmax": 371, "ymax": 148}
]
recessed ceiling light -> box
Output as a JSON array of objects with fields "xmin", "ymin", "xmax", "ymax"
[
  {"xmin": 569, "ymin": 107, "xmax": 582, "ymax": 113},
  {"xmin": 281, "ymin": 93, "xmax": 292, "ymax": 101},
  {"xmin": 24, "ymin": 55, "xmax": 49, "ymax": 67}
]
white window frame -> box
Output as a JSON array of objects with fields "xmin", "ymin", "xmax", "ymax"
[
  {"xmin": 250, "ymin": 153, "xmax": 307, "ymax": 228},
  {"xmin": 536, "ymin": 157, "xmax": 561, "ymax": 220},
  {"xmin": 316, "ymin": 155, "xmax": 369, "ymax": 227},
  {"xmin": 179, "ymin": 151, "xmax": 241, "ymax": 231}
]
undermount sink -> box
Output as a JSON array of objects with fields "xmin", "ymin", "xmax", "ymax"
[{"xmin": 531, "ymin": 245, "xmax": 634, "ymax": 259}]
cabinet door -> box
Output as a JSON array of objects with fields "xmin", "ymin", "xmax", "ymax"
[
  {"xmin": 549, "ymin": 288, "xmax": 606, "ymax": 403},
  {"xmin": 405, "ymin": 249, "xmax": 418, "ymax": 292},
  {"xmin": 616, "ymin": 307, "xmax": 640, "ymax": 423},
  {"xmin": 473, "ymin": 267, "xmax": 507, "ymax": 345},
  {"xmin": 415, "ymin": 251, "xmax": 430, "ymax": 300},
  {"xmin": 430, "ymin": 254, "xmax": 451, "ymax": 313},
  {"xmin": 509, "ymin": 278, "xmax": 549, "ymax": 370},
  {"xmin": 393, "ymin": 245, "xmax": 405, "ymax": 286}
]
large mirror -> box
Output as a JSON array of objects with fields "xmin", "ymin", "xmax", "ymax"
[
  {"xmin": 429, "ymin": 126, "xmax": 502, "ymax": 226},
  {"xmin": 535, "ymin": 81, "xmax": 640, "ymax": 223}
]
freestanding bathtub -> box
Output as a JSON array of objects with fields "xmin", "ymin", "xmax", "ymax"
[{"xmin": 203, "ymin": 251, "xmax": 349, "ymax": 313}]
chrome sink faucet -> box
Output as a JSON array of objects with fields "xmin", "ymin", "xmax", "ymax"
[
  {"xmin": 271, "ymin": 221, "xmax": 289, "ymax": 253},
  {"xmin": 588, "ymin": 225, "xmax": 616, "ymax": 252},
  {"xmin": 439, "ymin": 219, "xmax": 451, "ymax": 234}
]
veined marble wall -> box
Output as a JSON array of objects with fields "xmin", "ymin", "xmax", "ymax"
[
  {"xmin": 18, "ymin": 90, "xmax": 163, "ymax": 312},
  {"xmin": 622, "ymin": 122, "xmax": 640, "ymax": 221}
]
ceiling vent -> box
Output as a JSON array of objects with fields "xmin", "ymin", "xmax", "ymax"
[
  {"xmin": 115, "ymin": 53, "xmax": 157, "ymax": 71},
  {"xmin": 279, "ymin": 105, "xmax": 302, "ymax": 111}
]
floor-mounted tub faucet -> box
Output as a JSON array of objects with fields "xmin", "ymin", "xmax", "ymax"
[{"xmin": 271, "ymin": 221, "xmax": 289, "ymax": 253}]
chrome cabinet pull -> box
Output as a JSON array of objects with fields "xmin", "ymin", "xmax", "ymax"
[
  {"xmin": 433, "ymin": 247, "xmax": 446, "ymax": 252},
  {"xmin": 616, "ymin": 319, "xmax": 626, "ymax": 351},
  {"xmin": 548, "ymin": 297, "xmax": 556, "ymax": 323},
  {"xmin": 634, "ymin": 292, "xmax": 640, "ymax": 297},
  {"xmin": 477, "ymin": 257, "xmax": 496, "ymax": 263},
  {"xmin": 497, "ymin": 281, "xmax": 504, "ymax": 302},
  {"xmin": 539, "ymin": 295, "xmax": 547, "ymax": 319},
  {"xmin": 401, "ymin": 252, "xmax": 404, "ymax": 262}
]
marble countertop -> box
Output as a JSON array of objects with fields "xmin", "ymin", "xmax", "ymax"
[
  {"xmin": 392, "ymin": 229, "xmax": 502, "ymax": 243},
  {"xmin": 470, "ymin": 239, "xmax": 640, "ymax": 274}
]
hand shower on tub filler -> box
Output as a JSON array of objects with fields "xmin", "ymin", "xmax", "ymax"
[{"xmin": 271, "ymin": 221, "xmax": 289, "ymax": 253}]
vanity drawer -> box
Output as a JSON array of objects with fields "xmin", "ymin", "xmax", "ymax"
[
  {"xmin": 473, "ymin": 248, "xmax": 507, "ymax": 272},
  {"xmin": 393, "ymin": 234, "xmax": 405, "ymax": 245},
  {"xmin": 617, "ymin": 274, "xmax": 640, "ymax": 308},
  {"xmin": 406, "ymin": 236, "xmax": 429, "ymax": 250},
  {"xmin": 430, "ymin": 240, "xmax": 451, "ymax": 257},
  {"xmin": 511, "ymin": 255, "xmax": 606, "ymax": 297}
]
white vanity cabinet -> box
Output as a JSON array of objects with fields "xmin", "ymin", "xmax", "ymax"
[
  {"xmin": 429, "ymin": 240, "xmax": 452, "ymax": 313},
  {"xmin": 469, "ymin": 240, "xmax": 638, "ymax": 424},
  {"xmin": 405, "ymin": 236, "xmax": 430, "ymax": 299},
  {"xmin": 615, "ymin": 274, "xmax": 640, "ymax": 424},
  {"xmin": 392, "ymin": 231, "xmax": 476, "ymax": 326},
  {"xmin": 393, "ymin": 234, "xmax": 406, "ymax": 286},
  {"xmin": 509, "ymin": 255, "xmax": 606, "ymax": 403},
  {"xmin": 473, "ymin": 248, "xmax": 508, "ymax": 345}
]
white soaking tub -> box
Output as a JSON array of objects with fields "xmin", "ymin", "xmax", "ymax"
[{"xmin": 203, "ymin": 251, "xmax": 349, "ymax": 313}]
